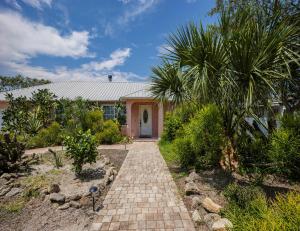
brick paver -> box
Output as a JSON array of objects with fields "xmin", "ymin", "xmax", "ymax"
[{"xmin": 93, "ymin": 142, "xmax": 195, "ymax": 231}]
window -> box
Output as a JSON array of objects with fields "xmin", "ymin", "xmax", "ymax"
[{"xmin": 103, "ymin": 105, "xmax": 116, "ymax": 120}]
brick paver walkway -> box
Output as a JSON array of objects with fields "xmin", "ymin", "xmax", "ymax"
[{"xmin": 93, "ymin": 142, "xmax": 195, "ymax": 231}]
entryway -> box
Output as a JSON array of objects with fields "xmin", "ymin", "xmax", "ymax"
[{"xmin": 139, "ymin": 105, "xmax": 152, "ymax": 138}]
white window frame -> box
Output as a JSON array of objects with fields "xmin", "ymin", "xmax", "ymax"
[{"xmin": 102, "ymin": 104, "xmax": 116, "ymax": 120}]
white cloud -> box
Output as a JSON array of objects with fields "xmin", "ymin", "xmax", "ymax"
[
  {"xmin": 4, "ymin": 61, "xmax": 144, "ymax": 82},
  {"xmin": 0, "ymin": 10, "xmax": 90, "ymax": 65},
  {"xmin": 104, "ymin": 0, "xmax": 160, "ymax": 37},
  {"xmin": 5, "ymin": 0, "xmax": 53, "ymax": 10},
  {"xmin": 0, "ymin": 10, "xmax": 143, "ymax": 82},
  {"xmin": 118, "ymin": 0, "xmax": 160, "ymax": 25},
  {"xmin": 81, "ymin": 48, "xmax": 131, "ymax": 71},
  {"xmin": 2, "ymin": 47, "xmax": 140, "ymax": 82},
  {"xmin": 21, "ymin": 0, "xmax": 52, "ymax": 9}
]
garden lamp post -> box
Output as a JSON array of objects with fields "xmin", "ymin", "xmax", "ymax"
[{"xmin": 89, "ymin": 186, "xmax": 98, "ymax": 211}]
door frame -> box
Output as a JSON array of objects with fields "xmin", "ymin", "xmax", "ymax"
[{"xmin": 139, "ymin": 105, "xmax": 152, "ymax": 138}]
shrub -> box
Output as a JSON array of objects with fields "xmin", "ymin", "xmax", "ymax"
[
  {"xmin": 223, "ymin": 183, "xmax": 264, "ymax": 208},
  {"xmin": 173, "ymin": 103, "xmax": 199, "ymax": 124},
  {"xmin": 223, "ymin": 190, "xmax": 300, "ymax": 231},
  {"xmin": 237, "ymin": 130, "xmax": 269, "ymax": 168},
  {"xmin": 268, "ymin": 128, "xmax": 300, "ymax": 179},
  {"xmin": 64, "ymin": 130, "xmax": 97, "ymax": 175},
  {"xmin": 28, "ymin": 122, "xmax": 62, "ymax": 148},
  {"xmin": 95, "ymin": 120, "xmax": 122, "ymax": 144},
  {"xmin": 280, "ymin": 112, "xmax": 300, "ymax": 135},
  {"xmin": 161, "ymin": 112, "xmax": 182, "ymax": 142},
  {"xmin": 82, "ymin": 109, "xmax": 104, "ymax": 134},
  {"xmin": 174, "ymin": 136, "xmax": 195, "ymax": 169},
  {"xmin": 0, "ymin": 133, "xmax": 25, "ymax": 173},
  {"xmin": 187, "ymin": 104, "xmax": 224, "ymax": 169}
]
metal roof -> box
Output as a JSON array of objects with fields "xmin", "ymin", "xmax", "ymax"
[
  {"xmin": 0, "ymin": 81, "xmax": 154, "ymax": 101},
  {"xmin": 120, "ymin": 86, "xmax": 154, "ymax": 99}
]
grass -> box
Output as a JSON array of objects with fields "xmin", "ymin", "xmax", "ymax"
[
  {"xmin": 158, "ymin": 140, "xmax": 180, "ymax": 166},
  {"xmin": 38, "ymin": 150, "xmax": 68, "ymax": 166},
  {"xmin": 0, "ymin": 198, "xmax": 26, "ymax": 213}
]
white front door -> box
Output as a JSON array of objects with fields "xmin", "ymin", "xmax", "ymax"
[{"xmin": 139, "ymin": 105, "xmax": 152, "ymax": 137}]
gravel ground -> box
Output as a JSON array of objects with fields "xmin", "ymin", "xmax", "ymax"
[{"xmin": 0, "ymin": 148, "xmax": 128, "ymax": 231}]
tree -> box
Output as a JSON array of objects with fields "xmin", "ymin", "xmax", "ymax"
[
  {"xmin": 64, "ymin": 130, "xmax": 97, "ymax": 175},
  {"xmin": 0, "ymin": 75, "xmax": 51, "ymax": 92},
  {"xmin": 151, "ymin": 4, "xmax": 300, "ymax": 171},
  {"xmin": 31, "ymin": 89, "xmax": 57, "ymax": 127},
  {"xmin": 2, "ymin": 94, "xmax": 30, "ymax": 135},
  {"xmin": 2, "ymin": 89, "xmax": 57, "ymax": 136}
]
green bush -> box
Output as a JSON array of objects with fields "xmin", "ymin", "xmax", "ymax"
[
  {"xmin": 172, "ymin": 103, "xmax": 198, "ymax": 124},
  {"xmin": 0, "ymin": 133, "xmax": 25, "ymax": 173},
  {"xmin": 280, "ymin": 112, "xmax": 300, "ymax": 135},
  {"xmin": 28, "ymin": 122, "xmax": 62, "ymax": 148},
  {"xmin": 64, "ymin": 130, "xmax": 97, "ymax": 175},
  {"xmin": 95, "ymin": 120, "xmax": 122, "ymax": 144},
  {"xmin": 187, "ymin": 104, "xmax": 224, "ymax": 169},
  {"xmin": 223, "ymin": 183, "xmax": 264, "ymax": 208},
  {"xmin": 237, "ymin": 131, "xmax": 269, "ymax": 169},
  {"xmin": 161, "ymin": 112, "xmax": 182, "ymax": 142},
  {"xmin": 82, "ymin": 109, "xmax": 104, "ymax": 134},
  {"xmin": 223, "ymin": 190, "xmax": 300, "ymax": 231},
  {"xmin": 174, "ymin": 136, "xmax": 195, "ymax": 169},
  {"xmin": 268, "ymin": 128, "xmax": 300, "ymax": 179}
]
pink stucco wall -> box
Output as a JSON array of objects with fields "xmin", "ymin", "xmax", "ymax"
[{"xmin": 0, "ymin": 101, "xmax": 8, "ymax": 109}]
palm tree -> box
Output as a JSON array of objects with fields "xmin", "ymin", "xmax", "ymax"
[{"xmin": 151, "ymin": 5, "xmax": 300, "ymax": 171}]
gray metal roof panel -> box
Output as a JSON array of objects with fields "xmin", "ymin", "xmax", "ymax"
[{"xmin": 0, "ymin": 81, "xmax": 152, "ymax": 101}]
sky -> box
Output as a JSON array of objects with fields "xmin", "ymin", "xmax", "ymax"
[{"xmin": 0, "ymin": 0, "xmax": 217, "ymax": 82}]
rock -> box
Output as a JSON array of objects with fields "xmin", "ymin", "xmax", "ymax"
[
  {"xmin": 41, "ymin": 188, "xmax": 49, "ymax": 195},
  {"xmin": 10, "ymin": 173, "xmax": 18, "ymax": 178},
  {"xmin": 0, "ymin": 186, "xmax": 12, "ymax": 196},
  {"xmin": 5, "ymin": 179, "xmax": 14, "ymax": 185},
  {"xmin": 184, "ymin": 176, "xmax": 192, "ymax": 183},
  {"xmin": 203, "ymin": 213, "xmax": 221, "ymax": 228},
  {"xmin": 103, "ymin": 157, "xmax": 110, "ymax": 165},
  {"xmin": 1, "ymin": 173, "xmax": 12, "ymax": 180},
  {"xmin": 97, "ymin": 180, "xmax": 106, "ymax": 191},
  {"xmin": 185, "ymin": 182, "xmax": 201, "ymax": 195},
  {"xmin": 189, "ymin": 171, "xmax": 201, "ymax": 181},
  {"xmin": 49, "ymin": 193, "xmax": 65, "ymax": 204},
  {"xmin": 68, "ymin": 194, "xmax": 82, "ymax": 201},
  {"xmin": 109, "ymin": 175, "xmax": 114, "ymax": 182},
  {"xmin": 70, "ymin": 200, "xmax": 81, "ymax": 209},
  {"xmin": 192, "ymin": 210, "xmax": 202, "ymax": 224},
  {"xmin": 106, "ymin": 167, "xmax": 115, "ymax": 177},
  {"xmin": 201, "ymin": 197, "xmax": 222, "ymax": 213},
  {"xmin": 48, "ymin": 183, "xmax": 60, "ymax": 193},
  {"xmin": 5, "ymin": 187, "xmax": 23, "ymax": 197},
  {"xmin": 212, "ymin": 218, "xmax": 233, "ymax": 231},
  {"xmin": 79, "ymin": 196, "xmax": 90, "ymax": 207},
  {"xmin": 58, "ymin": 203, "xmax": 70, "ymax": 210},
  {"xmin": 112, "ymin": 169, "xmax": 117, "ymax": 176},
  {"xmin": 192, "ymin": 196, "xmax": 202, "ymax": 209},
  {"xmin": 104, "ymin": 176, "xmax": 111, "ymax": 185}
]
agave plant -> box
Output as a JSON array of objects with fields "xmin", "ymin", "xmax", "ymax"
[{"xmin": 151, "ymin": 4, "xmax": 300, "ymax": 171}]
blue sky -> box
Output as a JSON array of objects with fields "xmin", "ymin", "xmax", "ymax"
[{"xmin": 0, "ymin": 0, "xmax": 217, "ymax": 82}]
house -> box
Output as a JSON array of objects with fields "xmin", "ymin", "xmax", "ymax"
[{"xmin": 0, "ymin": 78, "xmax": 169, "ymax": 139}]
